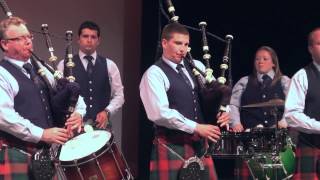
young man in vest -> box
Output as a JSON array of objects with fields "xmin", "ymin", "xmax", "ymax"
[
  {"xmin": 58, "ymin": 21, "xmax": 124, "ymax": 128},
  {"xmin": 140, "ymin": 22, "xmax": 230, "ymax": 180}
]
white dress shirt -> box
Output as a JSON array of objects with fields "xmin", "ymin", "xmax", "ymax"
[
  {"xmin": 0, "ymin": 57, "xmax": 86, "ymax": 143},
  {"xmin": 139, "ymin": 57, "xmax": 206, "ymax": 134},
  {"xmin": 284, "ymin": 61, "xmax": 320, "ymax": 134},
  {"xmin": 57, "ymin": 50, "xmax": 124, "ymax": 115}
]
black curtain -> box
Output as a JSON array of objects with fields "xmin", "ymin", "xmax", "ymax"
[{"xmin": 139, "ymin": 1, "xmax": 320, "ymax": 179}]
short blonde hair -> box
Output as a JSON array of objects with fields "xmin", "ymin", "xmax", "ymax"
[{"xmin": 0, "ymin": 16, "xmax": 27, "ymax": 40}]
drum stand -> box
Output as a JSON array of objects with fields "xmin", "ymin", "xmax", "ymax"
[
  {"xmin": 258, "ymin": 106, "xmax": 284, "ymax": 180},
  {"xmin": 271, "ymin": 106, "xmax": 281, "ymax": 180},
  {"xmin": 271, "ymin": 106, "xmax": 281, "ymax": 153},
  {"xmin": 247, "ymin": 106, "xmax": 285, "ymax": 180}
]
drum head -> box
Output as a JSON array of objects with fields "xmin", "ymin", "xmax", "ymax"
[{"xmin": 59, "ymin": 130, "xmax": 111, "ymax": 161}]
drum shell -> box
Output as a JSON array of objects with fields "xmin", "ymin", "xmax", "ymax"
[
  {"xmin": 250, "ymin": 128, "xmax": 288, "ymax": 153},
  {"xmin": 247, "ymin": 147, "xmax": 295, "ymax": 180},
  {"xmin": 59, "ymin": 134, "xmax": 129, "ymax": 180},
  {"xmin": 212, "ymin": 131, "xmax": 252, "ymax": 157}
]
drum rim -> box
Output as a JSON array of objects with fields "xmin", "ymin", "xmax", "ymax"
[
  {"xmin": 212, "ymin": 129, "xmax": 288, "ymax": 156},
  {"xmin": 59, "ymin": 132, "xmax": 115, "ymax": 167}
]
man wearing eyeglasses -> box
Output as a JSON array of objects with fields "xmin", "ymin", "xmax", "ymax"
[{"xmin": 0, "ymin": 17, "xmax": 86, "ymax": 179}]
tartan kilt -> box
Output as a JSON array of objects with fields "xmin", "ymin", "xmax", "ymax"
[
  {"xmin": 292, "ymin": 143, "xmax": 320, "ymax": 180},
  {"xmin": 149, "ymin": 134, "xmax": 217, "ymax": 180},
  {"xmin": 0, "ymin": 142, "xmax": 58, "ymax": 180},
  {"xmin": 234, "ymin": 159, "xmax": 252, "ymax": 180},
  {"xmin": 0, "ymin": 146, "xmax": 31, "ymax": 180}
]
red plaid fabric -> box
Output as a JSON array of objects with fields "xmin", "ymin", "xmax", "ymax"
[
  {"xmin": 0, "ymin": 135, "xmax": 42, "ymax": 155},
  {"xmin": 0, "ymin": 144, "xmax": 31, "ymax": 180},
  {"xmin": 0, "ymin": 138, "xmax": 57, "ymax": 180},
  {"xmin": 149, "ymin": 133, "xmax": 217, "ymax": 180},
  {"xmin": 234, "ymin": 159, "xmax": 252, "ymax": 180},
  {"xmin": 292, "ymin": 145, "xmax": 320, "ymax": 180}
]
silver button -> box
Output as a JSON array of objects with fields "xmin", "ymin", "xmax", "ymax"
[
  {"xmin": 89, "ymin": 89, "xmax": 93, "ymax": 92},
  {"xmin": 40, "ymin": 91, "xmax": 43, "ymax": 94},
  {"xmin": 90, "ymin": 97, "xmax": 93, "ymax": 100},
  {"xmin": 89, "ymin": 105, "xmax": 93, "ymax": 108},
  {"xmin": 264, "ymin": 121, "xmax": 268, "ymax": 124},
  {"xmin": 264, "ymin": 112, "xmax": 267, "ymax": 115},
  {"xmin": 42, "ymin": 99, "xmax": 45, "ymax": 102},
  {"xmin": 195, "ymin": 117, "xmax": 198, "ymax": 120},
  {"xmin": 48, "ymin": 116, "xmax": 50, "ymax": 119},
  {"xmin": 262, "ymin": 94, "xmax": 266, "ymax": 98},
  {"xmin": 89, "ymin": 81, "xmax": 92, "ymax": 84}
]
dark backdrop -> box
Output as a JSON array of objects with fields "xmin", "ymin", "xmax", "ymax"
[
  {"xmin": 2, "ymin": 0, "xmax": 320, "ymax": 179},
  {"xmin": 139, "ymin": 0, "xmax": 320, "ymax": 179}
]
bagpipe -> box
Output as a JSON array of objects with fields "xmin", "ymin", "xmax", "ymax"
[
  {"xmin": 36, "ymin": 25, "xmax": 80, "ymax": 127},
  {"xmin": 0, "ymin": 2, "xmax": 80, "ymax": 179},
  {"xmin": 0, "ymin": 0, "xmax": 80, "ymax": 128},
  {"xmin": 161, "ymin": 0, "xmax": 233, "ymax": 125},
  {"xmin": 156, "ymin": 1, "xmax": 235, "ymax": 178}
]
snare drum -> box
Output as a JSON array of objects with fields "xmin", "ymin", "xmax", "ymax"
[
  {"xmin": 250, "ymin": 128, "xmax": 287, "ymax": 153},
  {"xmin": 247, "ymin": 145, "xmax": 295, "ymax": 180},
  {"xmin": 58, "ymin": 130, "xmax": 133, "ymax": 180},
  {"xmin": 212, "ymin": 131, "xmax": 252, "ymax": 157}
]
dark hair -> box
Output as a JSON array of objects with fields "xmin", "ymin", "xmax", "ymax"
[
  {"xmin": 161, "ymin": 22, "xmax": 189, "ymax": 40},
  {"xmin": 78, "ymin": 21, "xmax": 100, "ymax": 37},
  {"xmin": 253, "ymin": 46, "xmax": 283, "ymax": 86}
]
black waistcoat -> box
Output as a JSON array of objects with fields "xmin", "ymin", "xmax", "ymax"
[
  {"xmin": 304, "ymin": 63, "xmax": 320, "ymax": 120},
  {"xmin": 0, "ymin": 60, "xmax": 52, "ymax": 145},
  {"xmin": 240, "ymin": 75, "xmax": 285, "ymax": 129},
  {"xmin": 155, "ymin": 59, "xmax": 204, "ymax": 127},
  {"xmin": 298, "ymin": 63, "xmax": 320, "ymax": 147},
  {"xmin": 72, "ymin": 55, "xmax": 111, "ymax": 120}
]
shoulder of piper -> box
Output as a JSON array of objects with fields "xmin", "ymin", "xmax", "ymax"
[
  {"xmin": 142, "ymin": 64, "xmax": 165, "ymax": 78},
  {"xmin": 291, "ymin": 68, "xmax": 306, "ymax": 80},
  {"xmin": 0, "ymin": 65, "xmax": 16, "ymax": 84},
  {"xmin": 105, "ymin": 57, "xmax": 119, "ymax": 69},
  {"xmin": 189, "ymin": 59, "xmax": 206, "ymax": 71}
]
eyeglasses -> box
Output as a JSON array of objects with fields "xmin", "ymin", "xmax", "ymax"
[{"xmin": 5, "ymin": 34, "xmax": 34, "ymax": 42}]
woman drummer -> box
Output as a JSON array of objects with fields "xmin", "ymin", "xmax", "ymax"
[{"xmin": 229, "ymin": 46, "xmax": 291, "ymax": 179}]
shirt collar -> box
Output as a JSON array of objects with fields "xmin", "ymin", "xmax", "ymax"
[
  {"xmin": 4, "ymin": 56, "xmax": 31, "ymax": 70},
  {"xmin": 257, "ymin": 70, "xmax": 275, "ymax": 82},
  {"xmin": 79, "ymin": 50, "xmax": 97, "ymax": 61},
  {"xmin": 162, "ymin": 56, "xmax": 185, "ymax": 71}
]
